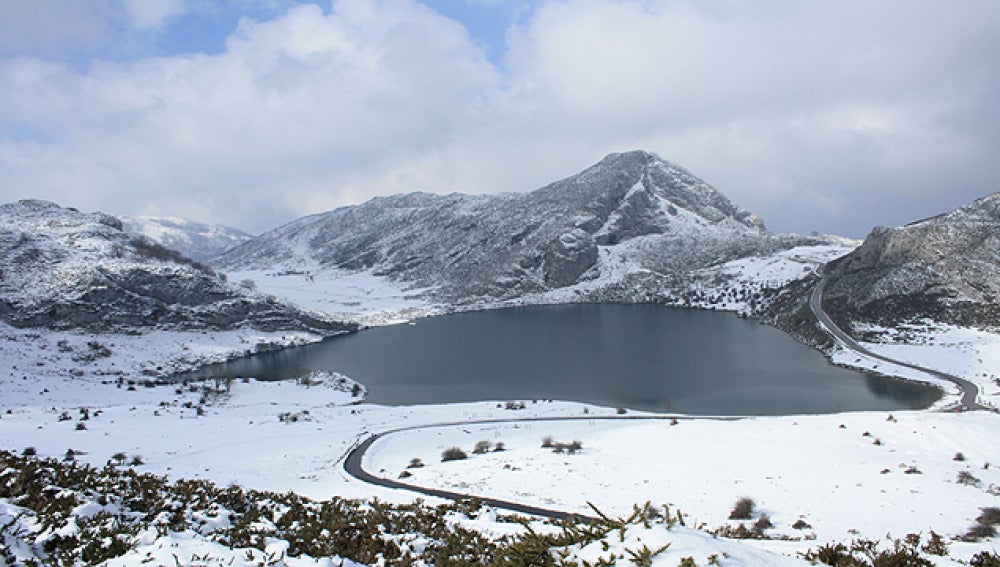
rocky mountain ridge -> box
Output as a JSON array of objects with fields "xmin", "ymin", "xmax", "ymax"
[
  {"xmin": 0, "ymin": 199, "xmax": 353, "ymax": 334},
  {"xmin": 216, "ymin": 151, "xmax": 816, "ymax": 303},
  {"xmin": 822, "ymin": 192, "xmax": 1000, "ymax": 332}
]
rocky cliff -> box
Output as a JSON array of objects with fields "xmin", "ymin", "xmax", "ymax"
[{"xmin": 822, "ymin": 192, "xmax": 1000, "ymax": 331}]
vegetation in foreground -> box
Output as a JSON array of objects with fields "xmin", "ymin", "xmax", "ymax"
[{"xmin": 1, "ymin": 450, "xmax": 997, "ymax": 566}]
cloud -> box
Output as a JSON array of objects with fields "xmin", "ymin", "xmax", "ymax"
[
  {"xmin": 0, "ymin": 1, "xmax": 120, "ymax": 57},
  {"xmin": 122, "ymin": 0, "xmax": 188, "ymax": 29},
  {"xmin": 0, "ymin": 0, "xmax": 998, "ymax": 237},
  {"xmin": 0, "ymin": 0, "xmax": 500, "ymax": 232}
]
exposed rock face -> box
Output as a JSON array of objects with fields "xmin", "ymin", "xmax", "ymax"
[
  {"xmin": 0, "ymin": 200, "xmax": 353, "ymax": 334},
  {"xmin": 123, "ymin": 216, "xmax": 253, "ymax": 261},
  {"xmin": 823, "ymin": 192, "xmax": 1000, "ymax": 330},
  {"xmin": 216, "ymin": 151, "xmax": 799, "ymax": 302}
]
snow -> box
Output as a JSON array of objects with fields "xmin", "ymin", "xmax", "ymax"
[
  {"xmin": 826, "ymin": 320, "xmax": 1000, "ymax": 407},
  {"xmin": 363, "ymin": 412, "xmax": 1000, "ymax": 550},
  {"xmin": 3, "ymin": 198, "xmax": 999, "ymax": 563},
  {"xmin": 225, "ymin": 268, "xmax": 440, "ymax": 326}
]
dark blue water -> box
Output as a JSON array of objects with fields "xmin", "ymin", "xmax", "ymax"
[{"xmin": 177, "ymin": 304, "xmax": 940, "ymax": 415}]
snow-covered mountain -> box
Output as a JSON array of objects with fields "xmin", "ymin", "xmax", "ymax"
[
  {"xmin": 823, "ymin": 192, "xmax": 1000, "ymax": 330},
  {"xmin": 216, "ymin": 151, "xmax": 818, "ymax": 303},
  {"xmin": 123, "ymin": 216, "xmax": 252, "ymax": 261},
  {"xmin": 0, "ymin": 199, "xmax": 352, "ymax": 334}
]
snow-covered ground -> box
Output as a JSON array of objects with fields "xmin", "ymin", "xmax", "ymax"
[
  {"xmin": 850, "ymin": 321, "xmax": 1000, "ymax": 403},
  {"xmin": 4, "ymin": 239, "xmax": 1000, "ymax": 564},
  {"xmin": 226, "ymin": 267, "xmax": 440, "ymax": 326}
]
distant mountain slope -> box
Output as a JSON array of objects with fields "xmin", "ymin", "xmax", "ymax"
[
  {"xmin": 123, "ymin": 216, "xmax": 252, "ymax": 261},
  {"xmin": 0, "ymin": 200, "xmax": 353, "ymax": 334},
  {"xmin": 216, "ymin": 151, "xmax": 815, "ymax": 302},
  {"xmin": 823, "ymin": 192, "xmax": 1000, "ymax": 331}
]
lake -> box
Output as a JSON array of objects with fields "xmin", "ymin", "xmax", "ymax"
[{"xmin": 178, "ymin": 304, "xmax": 940, "ymax": 415}]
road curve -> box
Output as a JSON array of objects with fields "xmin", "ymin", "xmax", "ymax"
[
  {"xmin": 810, "ymin": 271, "xmax": 985, "ymax": 410},
  {"xmin": 342, "ymin": 414, "xmax": 737, "ymax": 521}
]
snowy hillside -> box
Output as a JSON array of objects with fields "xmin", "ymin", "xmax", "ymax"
[
  {"xmin": 823, "ymin": 192, "xmax": 1000, "ymax": 331},
  {"xmin": 216, "ymin": 151, "xmax": 822, "ymax": 305},
  {"xmin": 123, "ymin": 216, "xmax": 252, "ymax": 261},
  {"xmin": 0, "ymin": 199, "xmax": 351, "ymax": 334}
]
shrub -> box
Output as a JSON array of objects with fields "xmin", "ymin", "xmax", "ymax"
[
  {"xmin": 904, "ymin": 465, "xmax": 921, "ymax": 474},
  {"xmin": 111, "ymin": 452, "xmax": 127, "ymax": 465},
  {"xmin": 130, "ymin": 455, "xmax": 144, "ymax": 466},
  {"xmin": 971, "ymin": 551, "xmax": 1000, "ymax": 567},
  {"xmin": 407, "ymin": 458, "xmax": 424, "ymax": 469},
  {"xmin": 963, "ymin": 522, "xmax": 997, "ymax": 541},
  {"xmin": 954, "ymin": 452, "xmax": 966, "ymax": 461},
  {"xmin": 76, "ymin": 422, "xmax": 87, "ymax": 430},
  {"xmin": 957, "ymin": 470, "xmax": 981, "ymax": 486},
  {"xmin": 493, "ymin": 442, "xmax": 505, "ymax": 452},
  {"xmin": 921, "ymin": 531, "xmax": 948, "ymax": 556},
  {"xmin": 473, "ymin": 441, "xmax": 492, "ymax": 454},
  {"xmin": 792, "ymin": 518, "xmax": 812, "ymax": 530},
  {"xmin": 752, "ymin": 513, "xmax": 772, "ymax": 533},
  {"xmin": 441, "ymin": 447, "xmax": 468, "ymax": 462},
  {"xmin": 22, "ymin": 446, "xmax": 37, "ymax": 457},
  {"xmin": 977, "ymin": 507, "xmax": 1000, "ymax": 526},
  {"xmin": 616, "ymin": 407, "xmax": 627, "ymax": 415},
  {"xmin": 566, "ymin": 440, "xmax": 582, "ymax": 455},
  {"xmin": 541, "ymin": 436, "xmax": 554, "ymax": 448},
  {"xmin": 729, "ymin": 497, "xmax": 755, "ymax": 520}
]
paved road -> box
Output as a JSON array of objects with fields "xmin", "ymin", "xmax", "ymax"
[
  {"xmin": 341, "ymin": 414, "xmax": 737, "ymax": 521},
  {"xmin": 810, "ymin": 271, "xmax": 985, "ymax": 410}
]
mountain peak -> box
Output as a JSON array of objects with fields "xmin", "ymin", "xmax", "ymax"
[{"xmin": 217, "ymin": 152, "xmax": 789, "ymax": 300}]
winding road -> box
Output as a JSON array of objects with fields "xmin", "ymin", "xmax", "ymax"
[
  {"xmin": 339, "ymin": 275, "xmax": 987, "ymax": 520},
  {"xmin": 810, "ymin": 271, "xmax": 985, "ymax": 410},
  {"xmin": 341, "ymin": 414, "xmax": 738, "ymax": 521}
]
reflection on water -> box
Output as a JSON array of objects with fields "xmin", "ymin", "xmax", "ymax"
[{"xmin": 174, "ymin": 304, "xmax": 941, "ymax": 415}]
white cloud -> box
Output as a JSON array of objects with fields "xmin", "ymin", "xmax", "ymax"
[{"xmin": 0, "ymin": 0, "xmax": 998, "ymax": 237}]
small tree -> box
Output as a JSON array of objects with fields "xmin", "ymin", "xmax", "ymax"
[
  {"xmin": 473, "ymin": 441, "xmax": 492, "ymax": 454},
  {"xmin": 541, "ymin": 435, "xmax": 554, "ymax": 448}
]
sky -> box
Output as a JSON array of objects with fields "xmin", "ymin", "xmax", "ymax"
[{"xmin": 1, "ymin": 0, "xmax": 998, "ymax": 238}]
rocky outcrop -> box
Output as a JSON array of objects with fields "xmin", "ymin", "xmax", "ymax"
[
  {"xmin": 822, "ymin": 192, "xmax": 1000, "ymax": 330},
  {"xmin": 0, "ymin": 200, "xmax": 354, "ymax": 334}
]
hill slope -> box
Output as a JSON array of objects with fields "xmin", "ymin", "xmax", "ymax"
[
  {"xmin": 0, "ymin": 200, "xmax": 352, "ymax": 334},
  {"xmin": 123, "ymin": 216, "xmax": 252, "ymax": 261}
]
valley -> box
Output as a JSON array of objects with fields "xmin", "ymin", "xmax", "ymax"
[{"xmin": 1, "ymin": 153, "xmax": 998, "ymax": 566}]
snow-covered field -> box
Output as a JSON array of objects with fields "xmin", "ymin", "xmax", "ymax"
[
  {"xmin": 849, "ymin": 321, "xmax": 1000, "ymax": 402},
  {"xmin": 226, "ymin": 267, "xmax": 440, "ymax": 326},
  {"xmin": 4, "ymin": 240, "xmax": 1000, "ymax": 564}
]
